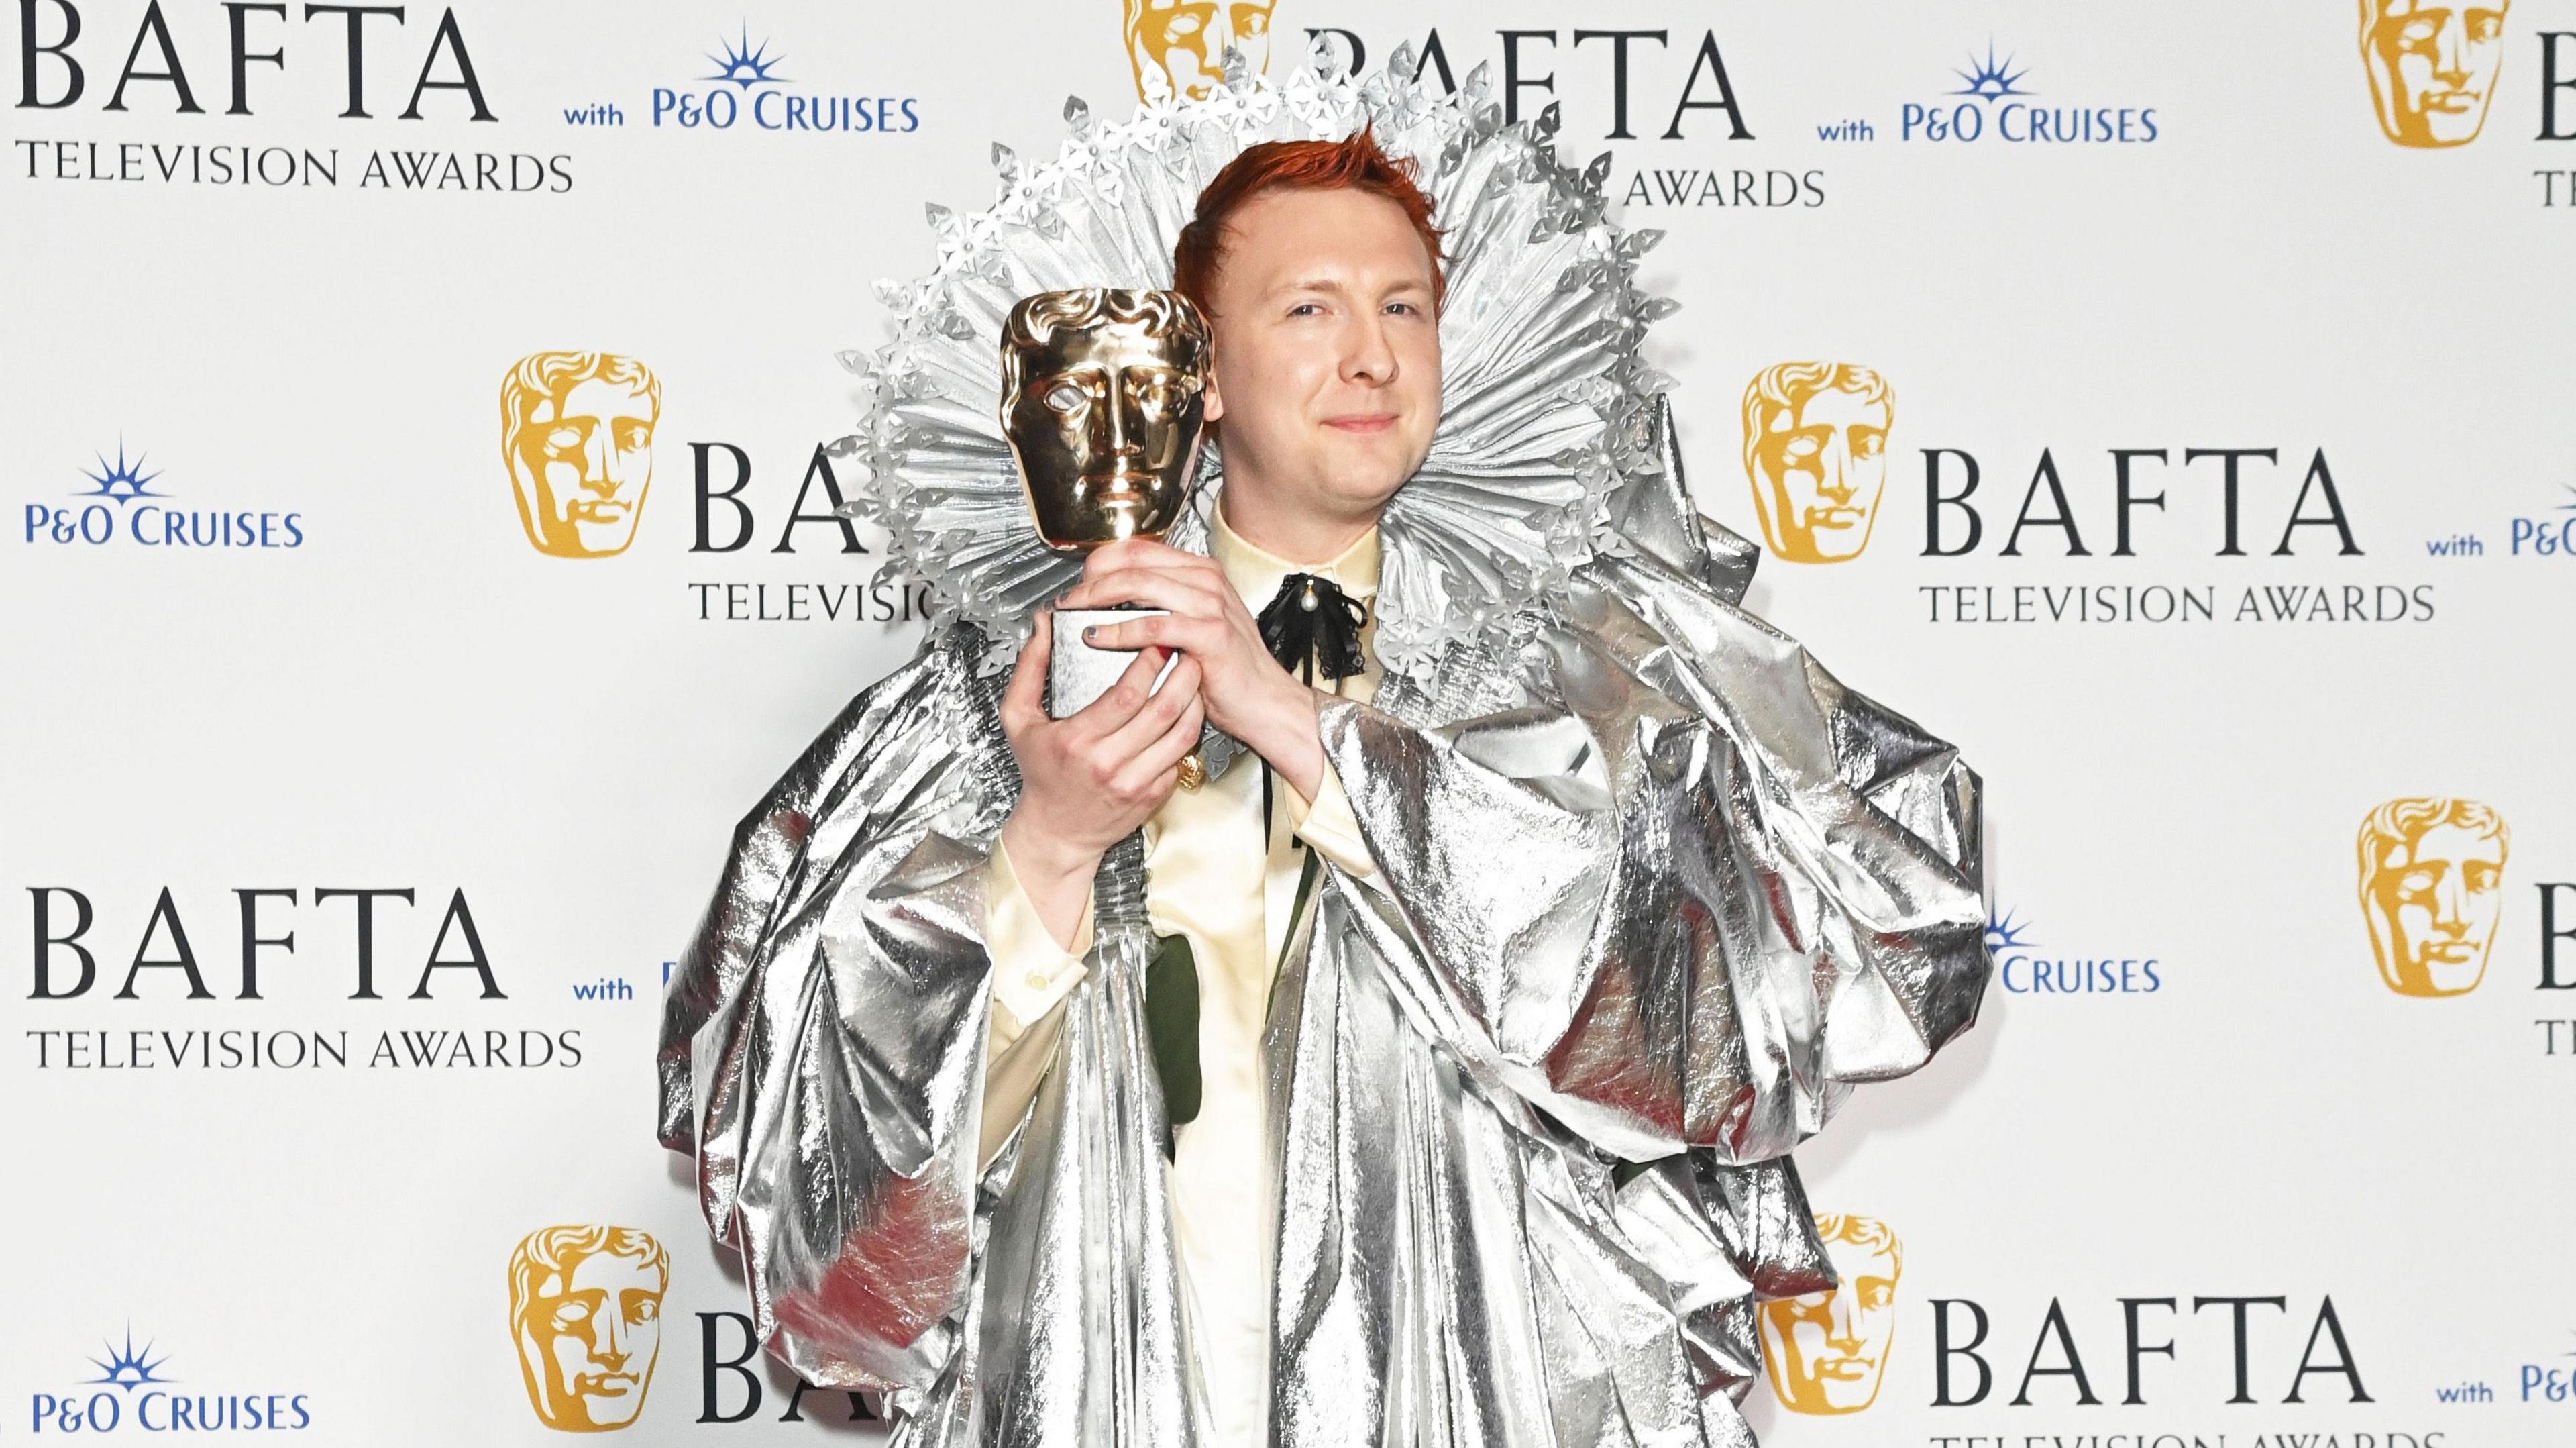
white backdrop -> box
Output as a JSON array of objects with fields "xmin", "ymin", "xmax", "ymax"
[{"xmin": 5, "ymin": 2, "xmax": 2572, "ymax": 1444}]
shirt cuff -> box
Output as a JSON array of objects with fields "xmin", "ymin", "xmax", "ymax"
[
  {"xmin": 1283, "ymin": 756, "xmax": 1378, "ymax": 880},
  {"xmin": 985, "ymin": 837, "xmax": 1093, "ymax": 1047}
]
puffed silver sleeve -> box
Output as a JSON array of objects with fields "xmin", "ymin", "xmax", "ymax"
[
  {"xmin": 1316, "ymin": 548, "xmax": 1990, "ymax": 1167},
  {"xmin": 656, "ymin": 628, "xmax": 1016, "ymax": 1391}
]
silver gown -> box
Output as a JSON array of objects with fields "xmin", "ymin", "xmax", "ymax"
[{"xmin": 657, "ymin": 46, "xmax": 1990, "ymax": 1448}]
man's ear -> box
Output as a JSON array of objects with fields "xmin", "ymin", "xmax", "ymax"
[{"xmin": 1202, "ymin": 362, "xmax": 1224, "ymax": 424}]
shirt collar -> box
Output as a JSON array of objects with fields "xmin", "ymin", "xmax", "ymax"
[{"xmin": 1208, "ymin": 501, "xmax": 1381, "ymax": 613}]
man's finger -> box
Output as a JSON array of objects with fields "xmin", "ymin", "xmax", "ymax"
[
  {"xmin": 1084, "ymin": 611, "xmax": 1224, "ymax": 655},
  {"xmin": 1099, "ymin": 654, "xmax": 1201, "ymax": 762},
  {"xmin": 1001, "ymin": 607, "xmax": 1052, "ymax": 727},
  {"xmin": 1110, "ymin": 693, "xmax": 1209, "ymax": 798},
  {"xmin": 1060, "ymin": 567, "xmax": 1227, "ymax": 617},
  {"xmin": 1067, "ymin": 643, "xmax": 1169, "ymax": 738}
]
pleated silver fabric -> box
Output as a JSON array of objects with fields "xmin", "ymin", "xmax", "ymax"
[{"xmin": 656, "ymin": 389, "xmax": 1991, "ymax": 1445}]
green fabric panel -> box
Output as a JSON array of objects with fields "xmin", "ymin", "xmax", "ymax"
[{"xmin": 1144, "ymin": 930, "xmax": 1201, "ymax": 1127}]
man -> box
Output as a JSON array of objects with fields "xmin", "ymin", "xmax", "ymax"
[
  {"xmin": 1740, "ymin": 362, "xmax": 1892, "ymax": 565},
  {"xmin": 2359, "ymin": 0, "xmax": 2512, "ymax": 148},
  {"xmin": 1756, "ymin": 1214, "xmax": 1903, "ymax": 1416},
  {"xmin": 2358, "ymin": 796, "xmax": 2510, "ymax": 996},
  {"xmin": 506, "ymin": 1225, "xmax": 668, "ymax": 1431},
  {"xmin": 661, "ymin": 121, "xmax": 1987, "ymax": 1447},
  {"xmin": 499, "ymin": 350, "xmax": 660, "ymax": 559}
]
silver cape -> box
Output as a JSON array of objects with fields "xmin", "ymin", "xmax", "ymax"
[{"xmin": 659, "ymin": 44, "xmax": 1991, "ymax": 1448}]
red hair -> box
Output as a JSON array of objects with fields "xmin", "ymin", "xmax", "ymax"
[{"xmin": 1173, "ymin": 129, "xmax": 1446, "ymax": 318}]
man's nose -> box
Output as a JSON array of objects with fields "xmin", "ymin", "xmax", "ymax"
[{"xmin": 1342, "ymin": 314, "xmax": 1399, "ymax": 386}]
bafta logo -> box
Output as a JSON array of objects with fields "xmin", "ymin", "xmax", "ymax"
[
  {"xmin": 1760, "ymin": 1213, "xmax": 1902, "ymax": 1415},
  {"xmin": 508, "ymin": 1225, "xmax": 668, "ymax": 1432},
  {"xmin": 1124, "ymin": 0, "xmax": 1275, "ymax": 101},
  {"xmin": 1742, "ymin": 362, "xmax": 1893, "ymax": 565},
  {"xmin": 2360, "ymin": 1, "xmax": 2511, "ymax": 148},
  {"xmin": 500, "ymin": 352, "xmax": 663, "ymax": 558},
  {"xmin": 2359, "ymin": 797, "xmax": 2510, "ymax": 997}
]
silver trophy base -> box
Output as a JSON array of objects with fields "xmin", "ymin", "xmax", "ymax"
[{"xmin": 1045, "ymin": 607, "xmax": 1173, "ymax": 719}]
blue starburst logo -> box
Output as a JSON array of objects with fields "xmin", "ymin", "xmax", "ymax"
[
  {"xmin": 703, "ymin": 28, "xmax": 788, "ymax": 89},
  {"xmin": 86, "ymin": 1329, "xmax": 175, "ymax": 1392},
  {"xmin": 1984, "ymin": 909, "xmax": 2035, "ymax": 953},
  {"xmin": 77, "ymin": 439, "xmax": 167, "ymax": 503},
  {"xmin": 1951, "ymin": 40, "xmax": 2033, "ymax": 102}
]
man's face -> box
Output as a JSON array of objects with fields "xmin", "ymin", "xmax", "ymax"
[
  {"xmin": 1760, "ymin": 1231, "xmax": 1900, "ymax": 1414},
  {"xmin": 2367, "ymin": 821, "xmax": 2507, "ymax": 995},
  {"xmin": 519, "ymin": 1249, "xmax": 663, "ymax": 1429},
  {"xmin": 510, "ymin": 376, "xmax": 657, "ymax": 558},
  {"xmin": 1201, "ymin": 187, "xmax": 1440, "ymax": 539},
  {"xmin": 2365, "ymin": 1, "xmax": 2511, "ymax": 146},
  {"xmin": 1126, "ymin": 0, "xmax": 1275, "ymax": 101},
  {"xmin": 1751, "ymin": 385, "xmax": 1890, "ymax": 564},
  {"xmin": 1003, "ymin": 305, "xmax": 1208, "ymax": 550}
]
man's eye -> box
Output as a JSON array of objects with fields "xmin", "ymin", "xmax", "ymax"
[{"xmin": 1288, "ymin": 302, "xmax": 1322, "ymax": 317}]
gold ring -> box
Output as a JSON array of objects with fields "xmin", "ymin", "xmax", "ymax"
[{"xmin": 1175, "ymin": 751, "xmax": 1207, "ymax": 792}]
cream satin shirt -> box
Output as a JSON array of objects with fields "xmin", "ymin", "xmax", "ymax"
[{"xmin": 981, "ymin": 506, "xmax": 1381, "ymax": 1447}]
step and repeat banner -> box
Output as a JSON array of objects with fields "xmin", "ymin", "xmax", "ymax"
[{"xmin": 5, "ymin": 1, "xmax": 2572, "ymax": 1444}]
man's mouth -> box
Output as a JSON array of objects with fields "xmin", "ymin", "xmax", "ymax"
[{"xmin": 1324, "ymin": 413, "xmax": 1399, "ymax": 435}]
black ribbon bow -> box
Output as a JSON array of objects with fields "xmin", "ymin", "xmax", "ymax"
[{"xmin": 1256, "ymin": 572, "xmax": 1369, "ymax": 684}]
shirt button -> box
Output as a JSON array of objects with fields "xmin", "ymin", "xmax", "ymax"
[{"xmin": 1025, "ymin": 970, "xmax": 1051, "ymax": 991}]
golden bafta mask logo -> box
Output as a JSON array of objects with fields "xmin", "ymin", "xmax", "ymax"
[
  {"xmin": 509, "ymin": 1225, "xmax": 669, "ymax": 1432},
  {"xmin": 2361, "ymin": 1, "xmax": 2512, "ymax": 147},
  {"xmin": 1742, "ymin": 363, "xmax": 1893, "ymax": 565},
  {"xmin": 501, "ymin": 352, "xmax": 663, "ymax": 558},
  {"xmin": 1761, "ymin": 1213, "xmax": 1902, "ymax": 1415},
  {"xmin": 2358, "ymin": 797, "xmax": 2510, "ymax": 997},
  {"xmin": 1124, "ymin": 0, "xmax": 1275, "ymax": 101}
]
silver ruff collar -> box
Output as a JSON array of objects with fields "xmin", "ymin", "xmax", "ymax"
[{"xmin": 833, "ymin": 42, "xmax": 1682, "ymax": 688}]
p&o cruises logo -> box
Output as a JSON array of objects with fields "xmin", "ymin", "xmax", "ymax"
[
  {"xmin": 565, "ymin": 28, "xmax": 919, "ymax": 134},
  {"xmin": 30, "ymin": 1329, "xmax": 312, "ymax": 1434},
  {"xmin": 21, "ymin": 439, "xmax": 306, "ymax": 550},
  {"xmin": 1899, "ymin": 41, "xmax": 2161, "ymax": 145}
]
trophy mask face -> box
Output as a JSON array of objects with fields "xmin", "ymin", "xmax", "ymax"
[{"xmin": 1001, "ymin": 289, "xmax": 1212, "ymax": 552}]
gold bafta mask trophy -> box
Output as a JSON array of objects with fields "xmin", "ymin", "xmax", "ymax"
[{"xmin": 999, "ymin": 287, "xmax": 1214, "ymax": 719}]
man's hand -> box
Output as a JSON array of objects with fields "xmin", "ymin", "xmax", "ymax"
[
  {"xmin": 1059, "ymin": 537, "xmax": 1326, "ymax": 799},
  {"xmin": 996, "ymin": 610, "xmax": 1206, "ymax": 949}
]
